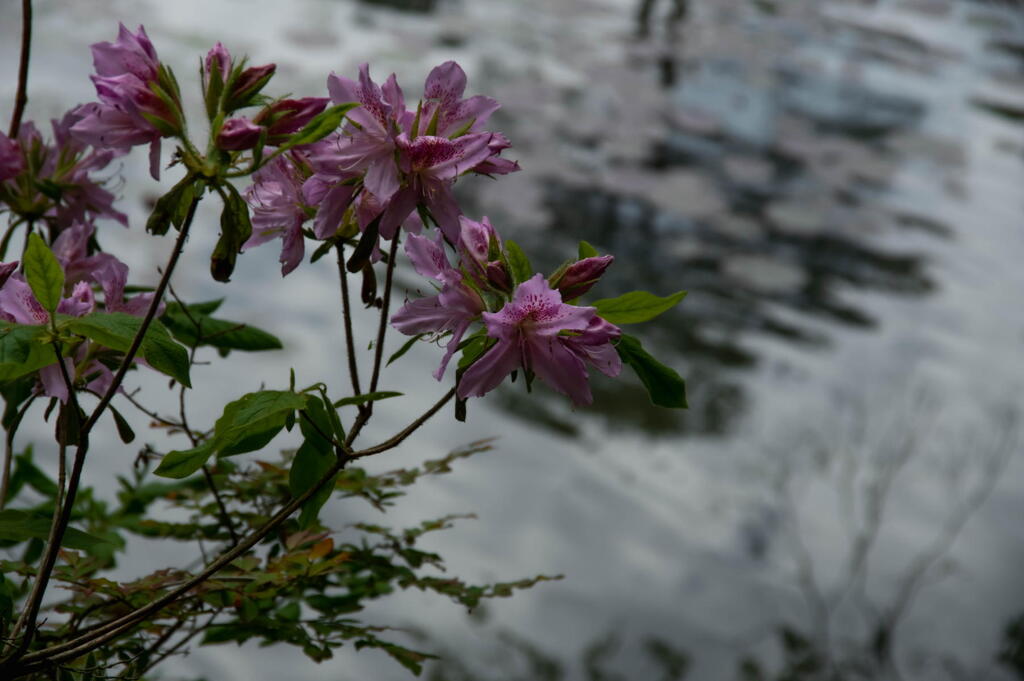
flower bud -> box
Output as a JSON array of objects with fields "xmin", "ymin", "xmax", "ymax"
[
  {"xmin": 485, "ymin": 261, "xmax": 513, "ymax": 293},
  {"xmin": 253, "ymin": 97, "xmax": 328, "ymax": 146},
  {"xmin": 205, "ymin": 42, "xmax": 231, "ymax": 83},
  {"xmin": 203, "ymin": 42, "xmax": 232, "ymax": 116},
  {"xmin": 216, "ymin": 117, "xmax": 262, "ymax": 151},
  {"xmin": 552, "ymin": 255, "xmax": 614, "ymax": 301},
  {"xmin": 225, "ymin": 62, "xmax": 276, "ymax": 113}
]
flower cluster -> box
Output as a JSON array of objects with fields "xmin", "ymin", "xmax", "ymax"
[
  {"xmin": 392, "ymin": 217, "xmax": 621, "ymax": 406},
  {"xmin": 0, "ymin": 23, "xmax": 682, "ymax": 414}
]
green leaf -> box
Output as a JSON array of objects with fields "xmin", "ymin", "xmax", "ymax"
[
  {"xmin": 153, "ymin": 442, "xmax": 215, "ymax": 479},
  {"xmin": 66, "ymin": 313, "xmax": 191, "ymax": 387},
  {"xmin": 0, "ymin": 510, "xmax": 111, "ymax": 551},
  {"xmin": 160, "ymin": 305, "xmax": 282, "ymax": 352},
  {"xmin": 386, "ymin": 333, "xmax": 423, "ymax": 366},
  {"xmin": 332, "ymin": 391, "xmax": 402, "ymax": 408},
  {"xmin": 0, "ymin": 325, "xmax": 58, "ymax": 381},
  {"xmin": 615, "ymin": 334, "xmax": 687, "ymax": 409},
  {"xmin": 23, "ymin": 233, "xmax": 64, "ymax": 315},
  {"xmin": 211, "ymin": 184, "xmax": 252, "ymax": 282},
  {"xmin": 593, "ymin": 290, "xmax": 687, "ymax": 325},
  {"xmin": 147, "ymin": 175, "xmax": 198, "ymax": 236},
  {"xmin": 280, "ymin": 103, "xmax": 358, "ymax": 150},
  {"xmin": 578, "ymin": 240, "xmax": 599, "ymax": 259},
  {"xmin": 290, "ymin": 408, "xmax": 336, "ymax": 529},
  {"xmin": 503, "ymin": 239, "xmax": 533, "ymax": 285},
  {"xmin": 155, "ymin": 390, "xmax": 308, "ymax": 479}
]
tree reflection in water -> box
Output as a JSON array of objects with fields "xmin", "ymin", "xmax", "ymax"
[{"xmin": 421, "ymin": 392, "xmax": 1020, "ymax": 681}]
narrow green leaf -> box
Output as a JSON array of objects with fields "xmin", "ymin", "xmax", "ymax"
[
  {"xmin": 23, "ymin": 233, "xmax": 64, "ymax": 315},
  {"xmin": 346, "ymin": 215, "xmax": 380, "ymax": 273},
  {"xmin": 578, "ymin": 240, "xmax": 599, "ymax": 259},
  {"xmin": 153, "ymin": 442, "xmax": 215, "ymax": 479},
  {"xmin": 289, "ymin": 440, "xmax": 335, "ymax": 529},
  {"xmin": 332, "ymin": 391, "xmax": 402, "ymax": 408},
  {"xmin": 503, "ymin": 240, "xmax": 533, "ymax": 285},
  {"xmin": 280, "ymin": 103, "xmax": 358, "ymax": 150},
  {"xmin": 593, "ymin": 290, "xmax": 687, "ymax": 325},
  {"xmin": 386, "ymin": 333, "xmax": 424, "ymax": 366},
  {"xmin": 615, "ymin": 334, "xmax": 687, "ymax": 409}
]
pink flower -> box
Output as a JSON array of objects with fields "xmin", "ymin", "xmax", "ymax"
[
  {"xmin": 418, "ymin": 61, "xmax": 500, "ymax": 138},
  {"xmin": 244, "ymin": 156, "xmax": 311, "ymax": 275},
  {"xmin": 391, "ymin": 231, "xmax": 485, "ymax": 380},
  {"xmin": 458, "ymin": 274, "xmax": 621, "ymax": 406},
  {"xmin": 71, "ymin": 24, "xmax": 178, "ymax": 180},
  {"xmin": 380, "ymin": 131, "xmax": 495, "ymax": 240}
]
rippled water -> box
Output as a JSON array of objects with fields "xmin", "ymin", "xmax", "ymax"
[{"xmin": 2, "ymin": 0, "xmax": 1024, "ymax": 679}]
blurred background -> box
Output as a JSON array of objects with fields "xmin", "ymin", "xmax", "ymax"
[{"xmin": 3, "ymin": 0, "xmax": 1024, "ymax": 679}]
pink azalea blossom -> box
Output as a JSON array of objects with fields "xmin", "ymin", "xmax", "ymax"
[
  {"xmin": 381, "ymin": 131, "xmax": 495, "ymax": 240},
  {"xmin": 244, "ymin": 156, "xmax": 311, "ymax": 275},
  {"xmin": 418, "ymin": 61, "xmax": 500, "ymax": 139},
  {"xmin": 71, "ymin": 24, "xmax": 177, "ymax": 180},
  {"xmin": 391, "ymin": 230, "xmax": 485, "ymax": 380},
  {"xmin": 458, "ymin": 274, "xmax": 621, "ymax": 406}
]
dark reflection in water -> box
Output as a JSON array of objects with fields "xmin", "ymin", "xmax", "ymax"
[{"xmin": 471, "ymin": 1, "xmax": 945, "ymax": 437}]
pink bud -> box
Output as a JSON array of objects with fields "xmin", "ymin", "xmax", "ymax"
[
  {"xmin": 253, "ymin": 97, "xmax": 329, "ymax": 145},
  {"xmin": 554, "ymin": 255, "xmax": 614, "ymax": 300},
  {"xmin": 216, "ymin": 117, "xmax": 262, "ymax": 151},
  {"xmin": 0, "ymin": 133, "xmax": 23, "ymax": 182},
  {"xmin": 226, "ymin": 63, "xmax": 276, "ymax": 111},
  {"xmin": 204, "ymin": 42, "xmax": 231, "ymax": 82}
]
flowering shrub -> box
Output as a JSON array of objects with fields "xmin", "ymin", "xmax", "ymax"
[{"xmin": 0, "ymin": 15, "xmax": 686, "ymax": 680}]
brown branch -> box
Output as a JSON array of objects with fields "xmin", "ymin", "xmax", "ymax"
[
  {"xmin": 345, "ymin": 236, "xmax": 400, "ymax": 447},
  {"xmin": 8, "ymin": 0, "xmax": 32, "ymax": 138},
  {"xmin": 336, "ymin": 241, "xmax": 363, "ymax": 399},
  {"xmin": 352, "ymin": 388, "xmax": 456, "ymax": 459}
]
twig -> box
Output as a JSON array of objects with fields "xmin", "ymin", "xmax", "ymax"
[
  {"xmin": 345, "ymin": 236, "xmax": 400, "ymax": 446},
  {"xmin": 336, "ymin": 242, "xmax": 363, "ymax": 398},
  {"xmin": 352, "ymin": 388, "xmax": 456, "ymax": 459},
  {"xmin": 8, "ymin": 0, "xmax": 32, "ymax": 138},
  {"xmin": 0, "ymin": 396, "xmax": 36, "ymax": 510}
]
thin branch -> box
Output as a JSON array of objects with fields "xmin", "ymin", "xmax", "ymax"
[
  {"xmin": 336, "ymin": 241, "xmax": 363, "ymax": 398},
  {"xmin": 202, "ymin": 465, "xmax": 239, "ymax": 546},
  {"xmin": 8, "ymin": 0, "xmax": 32, "ymax": 138},
  {"xmin": 352, "ymin": 388, "xmax": 457, "ymax": 459},
  {"xmin": 345, "ymin": 236, "xmax": 400, "ymax": 446},
  {"xmin": 0, "ymin": 395, "xmax": 36, "ymax": 510},
  {"xmin": 83, "ymin": 195, "xmax": 199, "ymax": 434}
]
